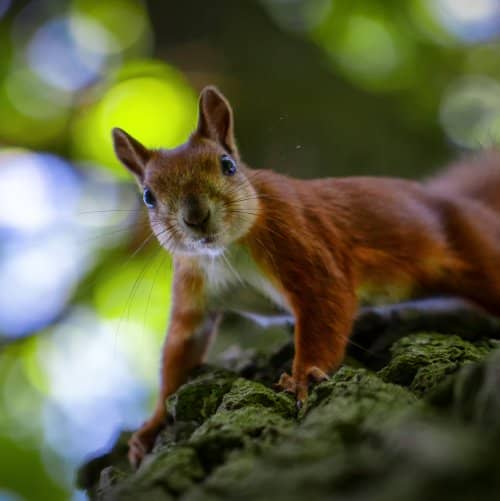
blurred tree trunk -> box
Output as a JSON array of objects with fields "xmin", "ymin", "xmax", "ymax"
[{"xmin": 147, "ymin": 0, "xmax": 449, "ymax": 180}]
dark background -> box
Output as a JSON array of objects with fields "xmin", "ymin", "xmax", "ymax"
[{"xmin": 1, "ymin": 0, "xmax": 499, "ymax": 499}]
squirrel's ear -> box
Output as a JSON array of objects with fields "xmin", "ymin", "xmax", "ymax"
[
  {"xmin": 112, "ymin": 128, "xmax": 151, "ymax": 181},
  {"xmin": 196, "ymin": 86, "xmax": 238, "ymax": 157}
]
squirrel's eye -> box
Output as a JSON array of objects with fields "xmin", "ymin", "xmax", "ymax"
[
  {"xmin": 221, "ymin": 155, "xmax": 237, "ymax": 176},
  {"xmin": 143, "ymin": 188, "xmax": 156, "ymax": 209}
]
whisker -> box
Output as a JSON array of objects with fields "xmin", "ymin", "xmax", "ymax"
[
  {"xmin": 77, "ymin": 226, "xmax": 150, "ymax": 244},
  {"xmin": 221, "ymin": 250, "xmax": 244, "ymax": 286},
  {"xmin": 77, "ymin": 209, "xmax": 144, "ymax": 215},
  {"xmin": 115, "ymin": 246, "xmax": 161, "ymax": 352},
  {"xmin": 115, "ymin": 227, "xmax": 171, "ymax": 336},
  {"xmin": 76, "ymin": 229, "xmax": 159, "ymax": 300},
  {"xmin": 142, "ymin": 245, "xmax": 169, "ymax": 336}
]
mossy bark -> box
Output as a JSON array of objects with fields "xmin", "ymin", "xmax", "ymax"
[{"xmin": 78, "ymin": 302, "xmax": 500, "ymax": 501}]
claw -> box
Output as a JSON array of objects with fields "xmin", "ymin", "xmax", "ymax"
[
  {"xmin": 128, "ymin": 435, "xmax": 147, "ymax": 469},
  {"xmin": 127, "ymin": 416, "xmax": 165, "ymax": 468},
  {"xmin": 273, "ymin": 366, "xmax": 330, "ymax": 408},
  {"xmin": 273, "ymin": 372, "xmax": 297, "ymax": 394},
  {"xmin": 128, "ymin": 434, "xmax": 148, "ymax": 468},
  {"xmin": 307, "ymin": 366, "xmax": 329, "ymax": 383}
]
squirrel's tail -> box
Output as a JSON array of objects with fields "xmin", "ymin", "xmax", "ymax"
[{"xmin": 426, "ymin": 149, "xmax": 500, "ymax": 214}]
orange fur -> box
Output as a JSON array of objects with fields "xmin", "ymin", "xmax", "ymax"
[{"xmin": 112, "ymin": 87, "xmax": 500, "ymax": 466}]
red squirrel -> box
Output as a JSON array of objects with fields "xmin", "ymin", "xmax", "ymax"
[{"xmin": 112, "ymin": 86, "xmax": 500, "ymax": 466}]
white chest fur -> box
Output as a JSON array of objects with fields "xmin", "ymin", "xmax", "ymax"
[{"xmin": 198, "ymin": 245, "xmax": 290, "ymax": 316}]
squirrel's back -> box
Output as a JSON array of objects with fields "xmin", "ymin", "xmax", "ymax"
[{"xmin": 426, "ymin": 150, "xmax": 500, "ymax": 214}]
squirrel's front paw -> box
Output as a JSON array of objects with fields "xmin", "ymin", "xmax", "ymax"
[
  {"xmin": 273, "ymin": 366, "xmax": 329, "ymax": 408},
  {"xmin": 128, "ymin": 417, "xmax": 165, "ymax": 468}
]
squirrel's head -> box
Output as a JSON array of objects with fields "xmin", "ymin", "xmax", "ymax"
[{"xmin": 112, "ymin": 86, "xmax": 259, "ymax": 256}]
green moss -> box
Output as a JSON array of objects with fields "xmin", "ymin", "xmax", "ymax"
[
  {"xmin": 428, "ymin": 348, "xmax": 500, "ymax": 428},
  {"xmin": 300, "ymin": 366, "xmax": 419, "ymax": 440},
  {"xmin": 100, "ymin": 485, "xmax": 173, "ymax": 501},
  {"xmin": 184, "ymin": 378, "xmax": 295, "ymax": 468},
  {"xmin": 97, "ymin": 466, "xmax": 128, "ymax": 492},
  {"xmin": 111, "ymin": 446, "xmax": 203, "ymax": 499},
  {"xmin": 296, "ymin": 367, "xmax": 418, "ymax": 452},
  {"xmin": 187, "ymin": 451, "xmax": 257, "ymax": 500},
  {"xmin": 378, "ymin": 333, "xmax": 493, "ymax": 395},
  {"xmin": 81, "ymin": 328, "xmax": 500, "ymax": 501},
  {"xmin": 189, "ymin": 406, "xmax": 293, "ymax": 468},
  {"xmin": 218, "ymin": 378, "xmax": 296, "ymax": 418},
  {"xmin": 165, "ymin": 369, "xmax": 236, "ymax": 424}
]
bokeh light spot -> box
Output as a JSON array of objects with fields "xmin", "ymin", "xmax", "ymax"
[
  {"xmin": 35, "ymin": 309, "xmax": 151, "ymax": 462},
  {"xmin": 0, "ymin": 150, "xmax": 80, "ymax": 232},
  {"xmin": 4, "ymin": 67, "xmax": 71, "ymax": 120},
  {"xmin": 0, "ymin": 490, "xmax": 24, "ymax": 501},
  {"xmin": 339, "ymin": 16, "xmax": 400, "ymax": 77},
  {"xmin": 68, "ymin": 12, "xmax": 120, "ymax": 56},
  {"xmin": 320, "ymin": 13, "xmax": 412, "ymax": 91},
  {"xmin": 415, "ymin": 0, "xmax": 500, "ymax": 44},
  {"xmin": 0, "ymin": 0, "xmax": 11, "ymax": 19},
  {"xmin": 71, "ymin": 62, "xmax": 197, "ymax": 177},
  {"xmin": 440, "ymin": 76, "xmax": 500, "ymax": 149},
  {"xmin": 27, "ymin": 16, "xmax": 108, "ymax": 92},
  {"xmin": 0, "ymin": 151, "xmax": 128, "ymax": 338},
  {"xmin": 71, "ymin": 0, "xmax": 151, "ymax": 54},
  {"xmin": 0, "ymin": 233, "xmax": 90, "ymax": 336},
  {"xmin": 262, "ymin": 0, "xmax": 332, "ymax": 33}
]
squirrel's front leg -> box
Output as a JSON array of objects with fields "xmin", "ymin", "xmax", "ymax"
[
  {"xmin": 128, "ymin": 259, "xmax": 217, "ymax": 467},
  {"xmin": 275, "ymin": 280, "xmax": 357, "ymax": 406}
]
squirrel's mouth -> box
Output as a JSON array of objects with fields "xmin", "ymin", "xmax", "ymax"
[
  {"xmin": 183, "ymin": 233, "xmax": 223, "ymax": 256},
  {"xmin": 196, "ymin": 233, "xmax": 222, "ymax": 248},
  {"xmin": 199, "ymin": 235, "xmax": 217, "ymax": 244}
]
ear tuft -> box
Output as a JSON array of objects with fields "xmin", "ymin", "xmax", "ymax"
[
  {"xmin": 112, "ymin": 128, "xmax": 151, "ymax": 180},
  {"xmin": 196, "ymin": 86, "xmax": 238, "ymax": 156}
]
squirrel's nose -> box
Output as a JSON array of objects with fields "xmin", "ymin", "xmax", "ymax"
[
  {"xmin": 183, "ymin": 210, "xmax": 210, "ymax": 229},
  {"xmin": 182, "ymin": 196, "xmax": 210, "ymax": 229}
]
